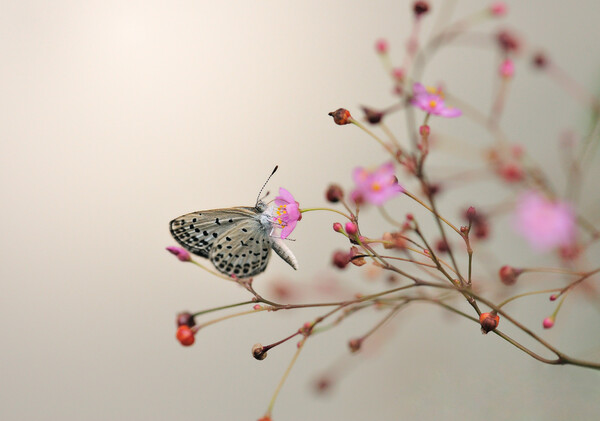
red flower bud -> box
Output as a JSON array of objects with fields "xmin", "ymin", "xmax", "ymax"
[
  {"xmin": 333, "ymin": 222, "xmax": 343, "ymax": 232},
  {"xmin": 479, "ymin": 312, "xmax": 500, "ymax": 334},
  {"xmin": 332, "ymin": 250, "xmax": 350, "ymax": 269},
  {"xmin": 413, "ymin": 1, "xmax": 429, "ymax": 16},
  {"xmin": 326, "ymin": 184, "xmax": 344, "ymax": 202},
  {"xmin": 348, "ymin": 338, "xmax": 363, "ymax": 353},
  {"xmin": 176, "ymin": 325, "xmax": 196, "ymax": 346},
  {"xmin": 542, "ymin": 317, "xmax": 554, "ymax": 329},
  {"xmin": 328, "ymin": 108, "xmax": 352, "ymax": 125},
  {"xmin": 176, "ymin": 311, "xmax": 196, "ymax": 328},
  {"xmin": 499, "ymin": 265, "xmax": 521, "ymax": 286},
  {"xmin": 345, "ymin": 222, "xmax": 358, "ymax": 235},
  {"xmin": 252, "ymin": 343, "xmax": 267, "ymax": 360}
]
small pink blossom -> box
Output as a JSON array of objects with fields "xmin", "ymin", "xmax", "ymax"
[
  {"xmin": 514, "ymin": 191, "xmax": 575, "ymax": 251},
  {"xmin": 499, "ymin": 58, "xmax": 515, "ymax": 78},
  {"xmin": 375, "ymin": 38, "xmax": 388, "ymax": 54},
  {"xmin": 351, "ymin": 162, "xmax": 404, "ymax": 206},
  {"xmin": 166, "ymin": 246, "xmax": 191, "ymax": 262},
  {"xmin": 411, "ymin": 83, "xmax": 462, "ymax": 118},
  {"xmin": 490, "ymin": 2, "xmax": 507, "ymax": 17},
  {"xmin": 273, "ymin": 188, "xmax": 301, "ymax": 239}
]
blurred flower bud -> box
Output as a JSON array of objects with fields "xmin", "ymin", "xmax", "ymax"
[
  {"xmin": 499, "ymin": 265, "xmax": 521, "ymax": 286},
  {"xmin": 348, "ymin": 338, "xmax": 363, "ymax": 353},
  {"xmin": 413, "ymin": 1, "xmax": 429, "ymax": 16},
  {"xmin": 542, "ymin": 317, "xmax": 555, "ymax": 329},
  {"xmin": 166, "ymin": 246, "xmax": 191, "ymax": 262},
  {"xmin": 332, "ymin": 250, "xmax": 350, "ymax": 269},
  {"xmin": 176, "ymin": 311, "xmax": 196, "ymax": 328},
  {"xmin": 375, "ymin": 38, "xmax": 389, "ymax": 54},
  {"xmin": 326, "ymin": 184, "xmax": 344, "ymax": 202},
  {"xmin": 361, "ymin": 106, "xmax": 385, "ymax": 124}
]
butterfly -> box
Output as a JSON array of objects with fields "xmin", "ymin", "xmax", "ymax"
[{"xmin": 169, "ymin": 167, "xmax": 298, "ymax": 279}]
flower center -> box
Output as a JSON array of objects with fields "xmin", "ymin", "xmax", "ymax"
[
  {"xmin": 371, "ymin": 182, "xmax": 382, "ymax": 192},
  {"xmin": 428, "ymin": 99, "xmax": 437, "ymax": 109}
]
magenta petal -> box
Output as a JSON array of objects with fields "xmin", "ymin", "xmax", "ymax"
[
  {"xmin": 438, "ymin": 107, "xmax": 462, "ymax": 118},
  {"xmin": 280, "ymin": 220, "xmax": 297, "ymax": 239},
  {"xmin": 275, "ymin": 187, "xmax": 295, "ymax": 205},
  {"xmin": 285, "ymin": 203, "xmax": 300, "ymax": 221},
  {"xmin": 412, "ymin": 83, "xmax": 427, "ymax": 95}
]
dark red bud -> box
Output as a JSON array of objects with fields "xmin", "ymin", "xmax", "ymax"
[{"xmin": 328, "ymin": 108, "xmax": 352, "ymax": 125}]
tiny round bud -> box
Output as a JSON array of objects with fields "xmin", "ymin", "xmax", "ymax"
[
  {"xmin": 435, "ymin": 239, "xmax": 449, "ymax": 253},
  {"xmin": 490, "ymin": 2, "xmax": 507, "ymax": 16},
  {"xmin": 328, "ymin": 108, "xmax": 352, "ymax": 125},
  {"xmin": 499, "ymin": 265, "xmax": 521, "ymax": 286},
  {"xmin": 348, "ymin": 338, "xmax": 363, "ymax": 353},
  {"xmin": 419, "ymin": 125, "xmax": 430, "ymax": 136},
  {"xmin": 176, "ymin": 325, "xmax": 195, "ymax": 346},
  {"xmin": 326, "ymin": 184, "xmax": 344, "ymax": 202},
  {"xmin": 392, "ymin": 67, "xmax": 405, "ymax": 81},
  {"xmin": 499, "ymin": 58, "xmax": 514, "ymax": 78},
  {"xmin": 345, "ymin": 222, "xmax": 358, "ymax": 235},
  {"xmin": 374, "ymin": 38, "xmax": 388, "ymax": 54},
  {"xmin": 406, "ymin": 213, "xmax": 414, "ymax": 221},
  {"xmin": 176, "ymin": 311, "xmax": 196, "ymax": 328},
  {"xmin": 532, "ymin": 52, "xmax": 548, "ymax": 69},
  {"xmin": 257, "ymin": 416, "xmax": 272, "ymax": 421},
  {"xmin": 253, "ymin": 304, "xmax": 263, "ymax": 310},
  {"xmin": 496, "ymin": 30, "xmax": 520, "ymax": 53},
  {"xmin": 333, "ymin": 222, "xmax": 343, "ymax": 232},
  {"xmin": 549, "ymin": 294, "xmax": 558, "ymax": 301},
  {"xmin": 460, "ymin": 225, "xmax": 468, "ymax": 234},
  {"xmin": 361, "ymin": 106, "xmax": 385, "ymax": 124},
  {"xmin": 252, "ymin": 343, "xmax": 267, "ymax": 360},
  {"xmin": 499, "ymin": 162, "xmax": 524, "ymax": 182},
  {"xmin": 542, "ymin": 317, "xmax": 555, "ymax": 329},
  {"xmin": 413, "ymin": 1, "xmax": 429, "ymax": 16},
  {"xmin": 332, "ymin": 250, "xmax": 350, "ymax": 269},
  {"xmin": 479, "ymin": 312, "xmax": 500, "ymax": 334}
]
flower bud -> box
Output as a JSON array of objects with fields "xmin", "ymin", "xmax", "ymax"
[
  {"xmin": 549, "ymin": 294, "xmax": 558, "ymax": 301},
  {"xmin": 176, "ymin": 311, "xmax": 196, "ymax": 328},
  {"xmin": 326, "ymin": 184, "xmax": 344, "ymax": 203},
  {"xmin": 332, "ymin": 250, "xmax": 350, "ymax": 269},
  {"xmin": 490, "ymin": 2, "xmax": 507, "ymax": 16},
  {"xmin": 465, "ymin": 206, "xmax": 477, "ymax": 222},
  {"xmin": 499, "ymin": 58, "xmax": 514, "ymax": 78},
  {"xmin": 419, "ymin": 125, "xmax": 430, "ymax": 136},
  {"xmin": 361, "ymin": 106, "xmax": 385, "ymax": 124},
  {"xmin": 252, "ymin": 343, "xmax": 267, "ymax": 360},
  {"xmin": 413, "ymin": 1, "xmax": 429, "ymax": 16},
  {"xmin": 374, "ymin": 39, "xmax": 388, "ymax": 54},
  {"xmin": 176, "ymin": 325, "xmax": 196, "ymax": 346},
  {"xmin": 499, "ymin": 265, "xmax": 521, "ymax": 286},
  {"xmin": 328, "ymin": 108, "xmax": 352, "ymax": 125},
  {"xmin": 479, "ymin": 312, "xmax": 500, "ymax": 334},
  {"xmin": 333, "ymin": 222, "xmax": 343, "ymax": 232},
  {"xmin": 435, "ymin": 239, "xmax": 449, "ymax": 253},
  {"xmin": 257, "ymin": 416, "xmax": 272, "ymax": 421},
  {"xmin": 532, "ymin": 52, "xmax": 548, "ymax": 69},
  {"xmin": 542, "ymin": 317, "xmax": 554, "ymax": 329},
  {"xmin": 166, "ymin": 246, "xmax": 191, "ymax": 262},
  {"xmin": 496, "ymin": 30, "xmax": 520, "ymax": 53},
  {"xmin": 348, "ymin": 338, "xmax": 363, "ymax": 353},
  {"xmin": 345, "ymin": 222, "xmax": 358, "ymax": 235}
]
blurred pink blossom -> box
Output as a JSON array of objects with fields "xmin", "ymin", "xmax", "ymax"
[
  {"xmin": 352, "ymin": 162, "xmax": 403, "ymax": 205},
  {"xmin": 514, "ymin": 191, "xmax": 575, "ymax": 251},
  {"xmin": 411, "ymin": 83, "xmax": 462, "ymax": 117}
]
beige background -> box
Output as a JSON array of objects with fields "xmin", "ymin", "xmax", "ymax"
[{"xmin": 2, "ymin": 1, "xmax": 600, "ymax": 420}]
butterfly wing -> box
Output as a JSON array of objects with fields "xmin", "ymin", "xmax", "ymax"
[
  {"xmin": 209, "ymin": 218, "xmax": 273, "ymax": 278},
  {"xmin": 169, "ymin": 207, "xmax": 258, "ymax": 258}
]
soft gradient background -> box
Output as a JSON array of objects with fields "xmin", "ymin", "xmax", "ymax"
[{"xmin": 2, "ymin": 1, "xmax": 600, "ymax": 420}]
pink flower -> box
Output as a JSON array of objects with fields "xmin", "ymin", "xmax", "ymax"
[
  {"xmin": 490, "ymin": 2, "xmax": 507, "ymax": 17},
  {"xmin": 514, "ymin": 191, "xmax": 575, "ymax": 251},
  {"xmin": 166, "ymin": 246, "xmax": 191, "ymax": 262},
  {"xmin": 273, "ymin": 188, "xmax": 301, "ymax": 239},
  {"xmin": 411, "ymin": 83, "xmax": 462, "ymax": 118},
  {"xmin": 351, "ymin": 162, "xmax": 404, "ymax": 205}
]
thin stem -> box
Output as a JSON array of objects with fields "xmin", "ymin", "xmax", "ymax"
[
  {"xmin": 403, "ymin": 190, "xmax": 462, "ymax": 235},
  {"xmin": 192, "ymin": 300, "xmax": 255, "ymax": 317},
  {"xmin": 496, "ymin": 288, "xmax": 562, "ymax": 309},
  {"xmin": 266, "ymin": 338, "xmax": 306, "ymax": 416},
  {"xmin": 300, "ymin": 207, "xmax": 353, "ymax": 220}
]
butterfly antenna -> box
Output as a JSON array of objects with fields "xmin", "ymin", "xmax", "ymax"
[{"xmin": 256, "ymin": 165, "xmax": 278, "ymax": 205}]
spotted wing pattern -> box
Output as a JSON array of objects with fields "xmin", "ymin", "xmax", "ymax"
[
  {"xmin": 169, "ymin": 207, "xmax": 259, "ymax": 258},
  {"xmin": 209, "ymin": 218, "xmax": 272, "ymax": 278}
]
